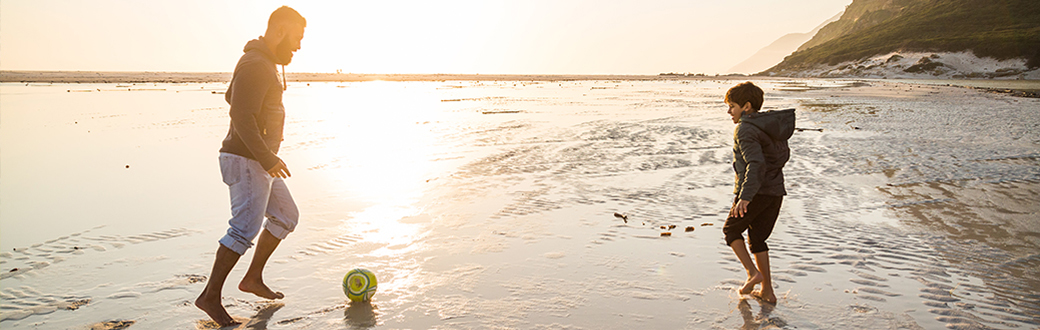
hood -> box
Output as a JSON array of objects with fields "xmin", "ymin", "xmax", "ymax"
[
  {"xmin": 243, "ymin": 37, "xmax": 279, "ymax": 64},
  {"xmin": 740, "ymin": 108, "xmax": 796, "ymax": 141}
]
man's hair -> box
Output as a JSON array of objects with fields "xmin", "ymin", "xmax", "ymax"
[
  {"xmin": 267, "ymin": 6, "xmax": 306, "ymax": 32},
  {"xmin": 724, "ymin": 82, "xmax": 764, "ymax": 111}
]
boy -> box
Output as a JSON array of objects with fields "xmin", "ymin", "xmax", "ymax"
[{"xmin": 723, "ymin": 82, "xmax": 795, "ymax": 304}]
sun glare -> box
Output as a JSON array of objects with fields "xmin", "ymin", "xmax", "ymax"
[{"xmin": 298, "ymin": 82, "xmax": 442, "ymax": 200}]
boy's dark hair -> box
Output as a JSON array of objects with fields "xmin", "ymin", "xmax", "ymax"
[
  {"xmin": 268, "ymin": 6, "xmax": 306, "ymax": 31},
  {"xmin": 725, "ymin": 82, "xmax": 764, "ymax": 111}
]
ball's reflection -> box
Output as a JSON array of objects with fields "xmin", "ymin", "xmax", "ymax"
[{"xmin": 344, "ymin": 300, "xmax": 379, "ymax": 329}]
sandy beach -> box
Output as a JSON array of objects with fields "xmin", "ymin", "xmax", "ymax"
[{"xmin": 1, "ymin": 78, "xmax": 1037, "ymax": 329}]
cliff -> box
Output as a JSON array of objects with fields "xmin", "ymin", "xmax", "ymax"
[{"xmin": 763, "ymin": 0, "xmax": 1040, "ymax": 78}]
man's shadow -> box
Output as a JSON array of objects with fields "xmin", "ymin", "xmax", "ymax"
[
  {"xmin": 344, "ymin": 300, "xmax": 380, "ymax": 329},
  {"xmin": 738, "ymin": 298, "xmax": 786, "ymax": 329},
  {"xmin": 243, "ymin": 302, "xmax": 285, "ymax": 329},
  {"xmin": 196, "ymin": 302, "xmax": 285, "ymax": 330}
]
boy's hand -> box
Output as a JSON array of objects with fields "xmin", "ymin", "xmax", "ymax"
[{"xmin": 730, "ymin": 199, "xmax": 750, "ymax": 218}]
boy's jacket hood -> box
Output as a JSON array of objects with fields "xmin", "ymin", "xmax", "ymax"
[{"xmin": 740, "ymin": 109, "xmax": 795, "ymax": 141}]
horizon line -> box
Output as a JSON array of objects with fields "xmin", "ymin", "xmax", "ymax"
[{"xmin": 0, "ymin": 70, "xmax": 754, "ymax": 83}]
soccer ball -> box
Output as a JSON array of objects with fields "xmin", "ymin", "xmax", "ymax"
[{"xmin": 343, "ymin": 268, "xmax": 378, "ymax": 302}]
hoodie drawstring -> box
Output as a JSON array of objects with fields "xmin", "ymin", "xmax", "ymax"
[{"xmin": 281, "ymin": 65, "xmax": 287, "ymax": 91}]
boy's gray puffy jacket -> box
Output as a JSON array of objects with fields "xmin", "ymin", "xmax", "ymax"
[{"xmin": 733, "ymin": 109, "xmax": 795, "ymax": 201}]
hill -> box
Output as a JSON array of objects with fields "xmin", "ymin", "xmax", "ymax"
[
  {"xmin": 794, "ymin": 0, "xmax": 911, "ymax": 53},
  {"xmin": 728, "ymin": 12, "xmax": 842, "ymax": 74},
  {"xmin": 763, "ymin": 0, "xmax": 1040, "ymax": 78}
]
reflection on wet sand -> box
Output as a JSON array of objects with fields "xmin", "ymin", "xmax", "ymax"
[
  {"xmin": 738, "ymin": 298, "xmax": 782, "ymax": 329},
  {"xmin": 344, "ymin": 301, "xmax": 379, "ymax": 329},
  {"xmin": 787, "ymin": 80, "xmax": 1040, "ymax": 329},
  {"xmin": 881, "ymin": 179, "xmax": 1040, "ymax": 328}
]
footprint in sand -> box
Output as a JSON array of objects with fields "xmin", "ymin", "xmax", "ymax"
[{"xmin": 88, "ymin": 320, "xmax": 135, "ymax": 330}]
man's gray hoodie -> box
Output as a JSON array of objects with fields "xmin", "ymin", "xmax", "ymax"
[
  {"xmin": 220, "ymin": 37, "xmax": 285, "ymax": 170},
  {"xmin": 733, "ymin": 109, "xmax": 795, "ymax": 201}
]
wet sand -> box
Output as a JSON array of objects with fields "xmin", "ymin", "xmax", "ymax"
[{"xmin": 0, "ymin": 79, "xmax": 1037, "ymax": 329}]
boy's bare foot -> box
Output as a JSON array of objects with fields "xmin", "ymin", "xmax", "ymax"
[
  {"xmin": 195, "ymin": 292, "xmax": 240, "ymax": 327},
  {"xmin": 739, "ymin": 273, "xmax": 762, "ymax": 295},
  {"xmin": 239, "ymin": 278, "xmax": 284, "ymax": 300},
  {"xmin": 751, "ymin": 289, "xmax": 777, "ymax": 304}
]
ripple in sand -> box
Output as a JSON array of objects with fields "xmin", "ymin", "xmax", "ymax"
[
  {"xmin": 857, "ymin": 294, "xmax": 887, "ymax": 302},
  {"xmin": 827, "ymin": 253, "xmax": 869, "ymax": 261},
  {"xmin": 856, "ymin": 287, "xmax": 901, "ymax": 297},
  {"xmin": 772, "ymin": 274, "xmax": 797, "ymax": 283},
  {"xmin": 774, "ymin": 269, "xmax": 808, "ymax": 277},
  {"xmin": 852, "ymin": 270, "xmax": 888, "ymax": 282},
  {"xmin": 929, "ymin": 308, "xmax": 985, "ymax": 322},
  {"xmin": 920, "ymin": 287, "xmax": 954, "ymax": 295},
  {"xmin": 788, "ymin": 264, "xmax": 827, "ymax": 273},
  {"xmin": 944, "ymin": 322, "xmax": 995, "ymax": 330},
  {"xmin": 849, "ymin": 278, "xmax": 889, "ymax": 287},
  {"xmin": 919, "ymin": 293, "xmax": 960, "ymax": 303},
  {"xmin": 923, "ymin": 301, "xmax": 949, "ymax": 308},
  {"xmin": 718, "ymin": 279, "xmax": 744, "ymax": 287},
  {"xmin": 106, "ymin": 291, "xmax": 142, "ymax": 299},
  {"xmin": 544, "ymin": 251, "xmax": 566, "ymax": 259},
  {"xmin": 0, "ymin": 297, "xmax": 90, "ymax": 322}
]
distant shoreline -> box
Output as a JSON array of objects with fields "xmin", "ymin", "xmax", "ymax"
[
  {"xmin": 4, "ymin": 70, "xmax": 1036, "ymax": 97},
  {"xmin": 0, "ymin": 71, "xmax": 733, "ymax": 84}
]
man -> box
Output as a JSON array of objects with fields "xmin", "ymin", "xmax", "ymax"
[
  {"xmin": 722, "ymin": 82, "xmax": 795, "ymax": 305},
  {"xmin": 195, "ymin": 6, "xmax": 305, "ymax": 326}
]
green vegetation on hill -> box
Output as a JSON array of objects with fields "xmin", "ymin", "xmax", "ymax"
[
  {"xmin": 766, "ymin": 0, "xmax": 1040, "ymax": 74},
  {"xmin": 796, "ymin": 0, "xmax": 911, "ymax": 52}
]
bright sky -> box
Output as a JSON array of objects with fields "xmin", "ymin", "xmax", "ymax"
[{"xmin": 1, "ymin": 0, "xmax": 851, "ymax": 75}]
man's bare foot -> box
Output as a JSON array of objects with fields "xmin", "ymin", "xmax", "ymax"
[
  {"xmin": 195, "ymin": 292, "xmax": 240, "ymax": 327},
  {"xmin": 751, "ymin": 289, "xmax": 777, "ymax": 304},
  {"xmin": 239, "ymin": 278, "xmax": 284, "ymax": 300},
  {"xmin": 739, "ymin": 273, "xmax": 762, "ymax": 295}
]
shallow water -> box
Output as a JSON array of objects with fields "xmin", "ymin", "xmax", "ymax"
[{"xmin": 0, "ymin": 79, "xmax": 1037, "ymax": 329}]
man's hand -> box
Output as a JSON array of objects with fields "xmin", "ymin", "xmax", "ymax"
[
  {"xmin": 267, "ymin": 160, "xmax": 291, "ymax": 179},
  {"xmin": 729, "ymin": 199, "xmax": 751, "ymax": 218}
]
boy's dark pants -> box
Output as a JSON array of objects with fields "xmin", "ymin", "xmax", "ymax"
[{"xmin": 723, "ymin": 194, "xmax": 783, "ymax": 253}]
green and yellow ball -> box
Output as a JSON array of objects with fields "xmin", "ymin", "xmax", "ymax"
[{"xmin": 343, "ymin": 268, "xmax": 378, "ymax": 302}]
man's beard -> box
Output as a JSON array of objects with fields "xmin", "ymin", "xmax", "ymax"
[{"xmin": 274, "ymin": 39, "xmax": 295, "ymax": 65}]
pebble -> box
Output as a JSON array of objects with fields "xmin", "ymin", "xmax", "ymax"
[
  {"xmin": 613, "ymin": 212, "xmax": 627, "ymax": 223},
  {"xmin": 701, "ymin": 223, "xmax": 714, "ymax": 226},
  {"xmin": 685, "ymin": 226, "xmax": 695, "ymax": 232},
  {"xmin": 660, "ymin": 232, "xmax": 671, "ymax": 237}
]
